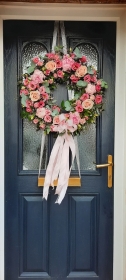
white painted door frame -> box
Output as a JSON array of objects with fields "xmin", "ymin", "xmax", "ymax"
[{"xmin": 0, "ymin": 3, "xmax": 126, "ymax": 280}]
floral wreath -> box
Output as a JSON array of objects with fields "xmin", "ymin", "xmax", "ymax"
[{"xmin": 20, "ymin": 46, "xmax": 108, "ymax": 136}]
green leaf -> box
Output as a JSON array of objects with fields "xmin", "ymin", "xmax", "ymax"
[
  {"xmin": 64, "ymin": 100, "xmax": 72, "ymax": 111},
  {"xmin": 21, "ymin": 94, "xmax": 29, "ymax": 107},
  {"xmin": 27, "ymin": 66, "xmax": 36, "ymax": 74},
  {"xmin": 101, "ymin": 80, "xmax": 108, "ymax": 89},
  {"xmin": 74, "ymin": 47, "xmax": 82, "ymax": 58},
  {"xmin": 45, "ymin": 86, "xmax": 50, "ymax": 93},
  {"xmin": 74, "ymin": 93, "xmax": 81, "ymax": 100},
  {"xmin": 51, "ymin": 110, "xmax": 59, "ymax": 116},
  {"xmin": 77, "ymin": 80, "xmax": 87, "ymax": 88},
  {"xmin": 46, "ymin": 127, "xmax": 51, "ymax": 134},
  {"xmin": 61, "ymin": 100, "xmax": 65, "ymax": 109},
  {"xmin": 43, "ymin": 81, "xmax": 49, "ymax": 87},
  {"xmin": 87, "ymin": 66, "xmax": 94, "ymax": 75},
  {"xmin": 31, "ymin": 61, "xmax": 36, "ymax": 67}
]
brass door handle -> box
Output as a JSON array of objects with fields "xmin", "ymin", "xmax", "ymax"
[{"xmin": 96, "ymin": 155, "xmax": 113, "ymax": 188}]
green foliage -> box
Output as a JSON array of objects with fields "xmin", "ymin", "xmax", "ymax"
[
  {"xmin": 76, "ymin": 80, "xmax": 87, "ymax": 88},
  {"xmin": 74, "ymin": 47, "xmax": 82, "ymax": 58},
  {"xmin": 21, "ymin": 94, "xmax": 29, "ymax": 106}
]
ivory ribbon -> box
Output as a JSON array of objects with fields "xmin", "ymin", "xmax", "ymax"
[{"xmin": 43, "ymin": 133, "xmax": 76, "ymax": 204}]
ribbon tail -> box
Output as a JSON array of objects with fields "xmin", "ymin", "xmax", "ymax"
[{"xmin": 43, "ymin": 135, "xmax": 63, "ymax": 200}]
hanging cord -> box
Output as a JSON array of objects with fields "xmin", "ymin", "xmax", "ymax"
[
  {"xmin": 38, "ymin": 133, "xmax": 46, "ymax": 177},
  {"xmin": 60, "ymin": 21, "xmax": 67, "ymax": 54},
  {"xmin": 52, "ymin": 21, "xmax": 59, "ymax": 53}
]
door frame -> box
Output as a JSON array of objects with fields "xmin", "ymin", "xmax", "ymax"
[{"xmin": 0, "ymin": 3, "xmax": 126, "ymax": 280}]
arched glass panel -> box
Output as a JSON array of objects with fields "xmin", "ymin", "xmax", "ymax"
[
  {"xmin": 72, "ymin": 43, "xmax": 98, "ymax": 171},
  {"xmin": 22, "ymin": 42, "xmax": 48, "ymax": 171}
]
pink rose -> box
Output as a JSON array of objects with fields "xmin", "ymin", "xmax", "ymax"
[
  {"xmin": 91, "ymin": 76, "xmax": 97, "ymax": 83},
  {"xmin": 39, "ymin": 86, "xmax": 46, "ymax": 94},
  {"xmin": 71, "ymin": 62, "xmax": 80, "ymax": 71},
  {"xmin": 46, "ymin": 53, "xmax": 55, "ymax": 59},
  {"xmin": 20, "ymin": 89, "xmax": 29, "ymax": 95},
  {"xmin": 97, "ymin": 79, "xmax": 102, "ymax": 85},
  {"xmin": 57, "ymin": 70, "xmax": 64, "ymax": 78},
  {"xmin": 76, "ymin": 100, "xmax": 81, "ymax": 106},
  {"xmin": 95, "ymin": 95, "xmax": 102, "ymax": 104},
  {"xmin": 85, "ymin": 83, "xmax": 96, "ymax": 95},
  {"xmin": 44, "ymin": 69, "xmax": 50, "ymax": 76},
  {"xmin": 54, "ymin": 54, "xmax": 60, "ymax": 60},
  {"xmin": 75, "ymin": 104, "xmax": 83, "ymax": 113},
  {"xmin": 39, "ymin": 100, "xmax": 45, "ymax": 108},
  {"xmin": 82, "ymin": 99, "xmax": 94, "ymax": 109},
  {"xmin": 23, "ymin": 78, "xmax": 29, "ymax": 86},
  {"xmin": 75, "ymin": 65, "xmax": 87, "ymax": 77},
  {"xmin": 37, "ymin": 61, "xmax": 43, "ymax": 66},
  {"xmin": 70, "ymin": 75, "xmax": 79, "ymax": 83},
  {"xmin": 45, "ymin": 60, "xmax": 56, "ymax": 72},
  {"xmin": 54, "ymin": 73, "xmax": 58, "ymax": 79},
  {"xmin": 32, "ymin": 56, "xmax": 40, "ymax": 64},
  {"xmin": 39, "ymin": 123, "xmax": 45, "ymax": 129},
  {"xmin": 90, "ymin": 95, "xmax": 95, "ymax": 101},
  {"xmin": 49, "ymin": 79, "xmax": 53, "ymax": 84},
  {"xmin": 56, "ymin": 60, "xmax": 62, "ymax": 68},
  {"xmin": 36, "ymin": 107, "xmax": 46, "ymax": 118},
  {"xmin": 26, "ymin": 107, "xmax": 32, "ymax": 113},
  {"xmin": 80, "ymin": 93, "xmax": 89, "ymax": 101},
  {"xmin": 84, "ymin": 74, "xmax": 91, "ymax": 83},
  {"xmin": 33, "ymin": 118, "xmax": 39, "ymax": 124},
  {"xmin": 26, "ymin": 100, "xmax": 33, "ymax": 108},
  {"xmin": 80, "ymin": 118, "xmax": 86, "ymax": 124},
  {"xmin": 79, "ymin": 56, "xmax": 87, "ymax": 63},
  {"xmin": 42, "ymin": 92, "xmax": 49, "ymax": 101},
  {"xmin": 28, "ymin": 81, "xmax": 36, "ymax": 90},
  {"xmin": 30, "ymin": 90, "xmax": 40, "ymax": 102},
  {"xmin": 62, "ymin": 55, "xmax": 74, "ymax": 71},
  {"xmin": 45, "ymin": 109, "xmax": 51, "ymax": 115},
  {"xmin": 95, "ymin": 85, "xmax": 101, "ymax": 92},
  {"xmin": 44, "ymin": 115, "xmax": 52, "ymax": 123},
  {"xmin": 34, "ymin": 102, "xmax": 39, "ymax": 108},
  {"xmin": 53, "ymin": 115, "xmax": 60, "ymax": 125},
  {"xmin": 31, "ymin": 69, "xmax": 45, "ymax": 84}
]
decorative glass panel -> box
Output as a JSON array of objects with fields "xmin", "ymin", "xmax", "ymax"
[
  {"xmin": 72, "ymin": 43, "xmax": 98, "ymax": 171},
  {"xmin": 22, "ymin": 42, "xmax": 47, "ymax": 170}
]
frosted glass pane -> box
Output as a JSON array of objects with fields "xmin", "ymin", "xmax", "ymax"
[
  {"xmin": 23, "ymin": 119, "xmax": 48, "ymax": 170},
  {"xmin": 72, "ymin": 125, "xmax": 96, "ymax": 171},
  {"xmin": 72, "ymin": 43, "xmax": 98, "ymax": 171},
  {"xmin": 22, "ymin": 42, "xmax": 47, "ymax": 170}
]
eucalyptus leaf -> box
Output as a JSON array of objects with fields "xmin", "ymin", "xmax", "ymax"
[
  {"xmin": 77, "ymin": 80, "xmax": 87, "ymax": 88},
  {"xmin": 74, "ymin": 93, "xmax": 81, "ymax": 100},
  {"xmin": 74, "ymin": 47, "xmax": 82, "ymax": 58},
  {"xmin": 87, "ymin": 66, "xmax": 94, "ymax": 75},
  {"xmin": 27, "ymin": 66, "xmax": 36, "ymax": 74},
  {"xmin": 21, "ymin": 94, "xmax": 29, "ymax": 107},
  {"xmin": 45, "ymin": 86, "xmax": 50, "ymax": 93},
  {"xmin": 61, "ymin": 100, "xmax": 65, "ymax": 109},
  {"xmin": 51, "ymin": 109, "xmax": 59, "ymax": 116}
]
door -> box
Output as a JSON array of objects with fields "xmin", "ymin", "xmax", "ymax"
[{"xmin": 4, "ymin": 20, "xmax": 116, "ymax": 280}]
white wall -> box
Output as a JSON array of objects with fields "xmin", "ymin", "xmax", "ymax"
[{"xmin": 0, "ymin": 3, "xmax": 126, "ymax": 280}]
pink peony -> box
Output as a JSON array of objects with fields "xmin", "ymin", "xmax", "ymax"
[
  {"xmin": 82, "ymin": 99, "xmax": 94, "ymax": 109},
  {"xmin": 69, "ymin": 112, "xmax": 80, "ymax": 125},
  {"xmin": 85, "ymin": 83, "xmax": 96, "ymax": 95},
  {"xmin": 44, "ymin": 115, "xmax": 52, "ymax": 123},
  {"xmin": 80, "ymin": 93, "xmax": 89, "ymax": 101},
  {"xmin": 36, "ymin": 107, "xmax": 46, "ymax": 118},
  {"xmin": 62, "ymin": 55, "xmax": 74, "ymax": 71},
  {"xmin": 31, "ymin": 69, "xmax": 45, "ymax": 84},
  {"xmin": 95, "ymin": 95, "xmax": 102, "ymax": 104}
]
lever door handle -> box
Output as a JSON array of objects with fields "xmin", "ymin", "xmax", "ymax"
[{"xmin": 96, "ymin": 155, "xmax": 113, "ymax": 188}]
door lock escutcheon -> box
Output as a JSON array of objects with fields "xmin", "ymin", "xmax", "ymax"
[{"xmin": 96, "ymin": 155, "xmax": 113, "ymax": 188}]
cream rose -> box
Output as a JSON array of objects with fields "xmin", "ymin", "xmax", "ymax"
[
  {"xmin": 30, "ymin": 90, "xmax": 40, "ymax": 102},
  {"xmin": 75, "ymin": 65, "xmax": 87, "ymax": 77},
  {"xmin": 82, "ymin": 99, "xmax": 94, "ymax": 109},
  {"xmin": 45, "ymin": 60, "xmax": 56, "ymax": 72}
]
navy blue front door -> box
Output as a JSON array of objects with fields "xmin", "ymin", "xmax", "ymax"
[{"xmin": 4, "ymin": 20, "xmax": 115, "ymax": 280}]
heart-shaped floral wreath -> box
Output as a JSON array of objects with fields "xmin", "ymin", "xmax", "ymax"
[{"xmin": 19, "ymin": 47, "xmax": 108, "ymax": 135}]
